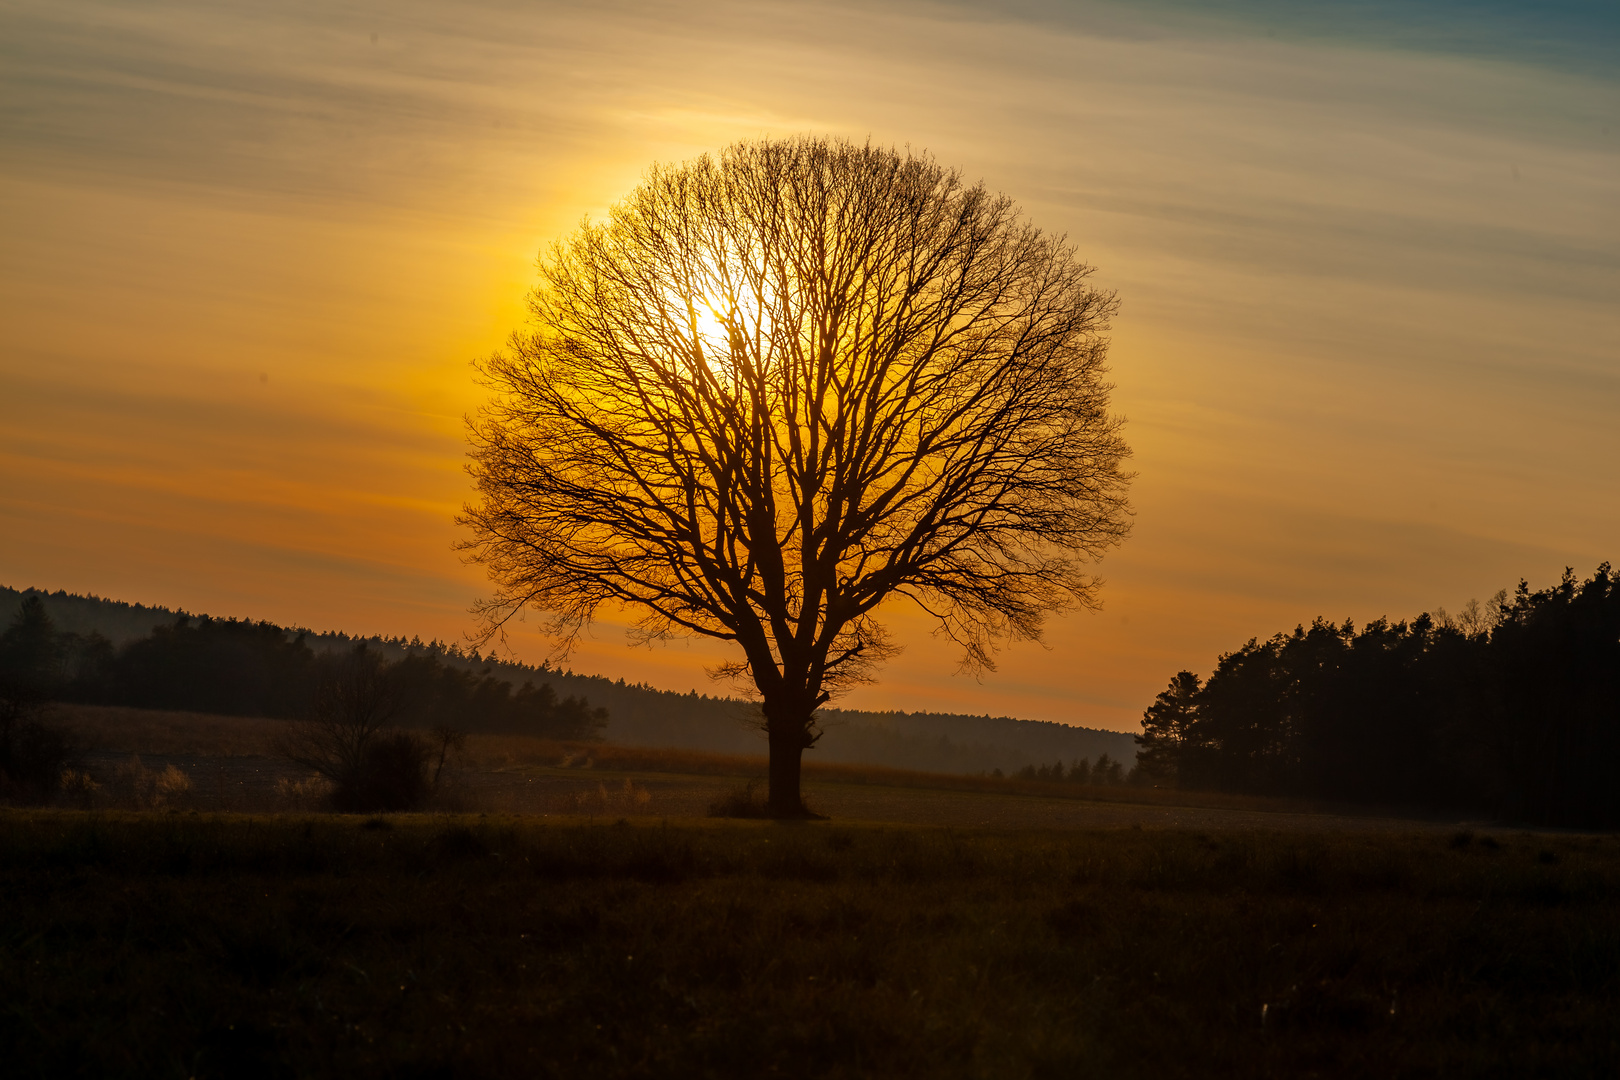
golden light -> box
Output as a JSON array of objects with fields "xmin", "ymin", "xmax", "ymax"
[
  {"xmin": 664, "ymin": 252, "xmax": 775, "ymax": 385},
  {"xmin": 686, "ymin": 294, "xmax": 733, "ymax": 361}
]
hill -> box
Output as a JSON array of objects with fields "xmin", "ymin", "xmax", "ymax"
[{"xmin": 1, "ymin": 585, "xmax": 1139, "ymax": 773}]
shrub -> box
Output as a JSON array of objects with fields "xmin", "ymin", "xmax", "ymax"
[
  {"xmin": 330, "ymin": 731, "xmax": 432, "ymax": 813},
  {"xmin": 104, "ymin": 756, "xmax": 193, "ymax": 809},
  {"xmin": 572, "ymin": 778, "xmax": 652, "ymax": 814},
  {"xmin": 275, "ymin": 774, "xmax": 334, "ymax": 810},
  {"xmin": 279, "ymin": 646, "xmax": 435, "ymax": 813},
  {"xmin": 57, "ymin": 768, "xmax": 101, "ymax": 807},
  {"xmin": 708, "ymin": 781, "xmax": 771, "ymax": 818},
  {"xmin": 0, "ymin": 715, "xmax": 79, "ymax": 805}
]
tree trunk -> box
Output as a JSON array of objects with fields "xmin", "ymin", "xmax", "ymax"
[
  {"xmin": 767, "ymin": 730, "xmax": 805, "ymax": 817},
  {"xmin": 763, "ymin": 694, "xmax": 817, "ymax": 818}
]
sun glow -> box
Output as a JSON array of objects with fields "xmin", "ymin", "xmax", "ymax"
[
  {"xmin": 686, "ymin": 295, "xmax": 734, "ymax": 362},
  {"xmin": 665, "ymin": 254, "xmax": 777, "ymax": 384}
]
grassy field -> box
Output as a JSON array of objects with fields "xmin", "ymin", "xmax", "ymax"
[
  {"xmin": 54, "ymin": 703, "xmax": 1424, "ymax": 825},
  {"xmin": 5, "ymin": 812, "xmax": 1618, "ymax": 1078}
]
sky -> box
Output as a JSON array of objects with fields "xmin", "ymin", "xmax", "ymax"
[{"xmin": 2, "ymin": 0, "xmax": 1616, "ymax": 732}]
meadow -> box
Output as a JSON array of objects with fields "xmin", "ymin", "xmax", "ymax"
[
  {"xmin": 51, "ymin": 703, "xmax": 1408, "ymax": 826},
  {"xmin": 5, "ymin": 811, "xmax": 1618, "ymax": 1079}
]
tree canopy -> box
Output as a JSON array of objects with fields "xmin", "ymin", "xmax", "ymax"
[{"xmin": 461, "ymin": 136, "xmax": 1133, "ymax": 815}]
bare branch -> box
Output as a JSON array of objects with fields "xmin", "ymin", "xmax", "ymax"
[{"xmin": 458, "ymin": 136, "xmax": 1133, "ymax": 815}]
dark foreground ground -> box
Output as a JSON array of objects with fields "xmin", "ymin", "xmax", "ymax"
[{"xmin": 4, "ymin": 813, "xmax": 1618, "ymax": 1079}]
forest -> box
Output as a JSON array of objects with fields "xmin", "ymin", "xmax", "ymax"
[
  {"xmin": 0, "ymin": 585, "xmax": 1139, "ymax": 772},
  {"xmin": 0, "ymin": 600, "xmax": 607, "ymax": 741},
  {"xmin": 1137, "ymin": 563, "xmax": 1620, "ymax": 826}
]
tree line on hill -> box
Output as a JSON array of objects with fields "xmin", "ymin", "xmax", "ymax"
[
  {"xmin": 1006, "ymin": 754, "xmax": 1133, "ymax": 786},
  {"xmin": 0, "ymin": 585, "xmax": 1143, "ymax": 807},
  {"xmin": 0, "ymin": 586, "xmax": 1141, "ymax": 774},
  {"xmin": 0, "ymin": 595, "xmax": 612, "ymax": 807},
  {"xmin": 0, "ymin": 598, "xmax": 607, "ymax": 740},
  {"xmin": 813, "ymin": 709, "xmax": 1137, "ymax": 775},
  {"xmin": 1136, "ymin": 563, "xmax": 1620, "ymax": 827}
]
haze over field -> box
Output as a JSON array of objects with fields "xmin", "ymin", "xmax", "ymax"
[{"xmin": 2, "ymin": 0, "xmax": 1615, "ymax": 731}]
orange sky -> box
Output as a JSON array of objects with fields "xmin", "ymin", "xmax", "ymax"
[{"xmin": 2, "ymin": 0, "xmax": 1616, "ymax": 732}]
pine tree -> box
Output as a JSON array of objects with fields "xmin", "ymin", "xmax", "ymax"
[{"xmin": 1136, "ymin": 670, "xmax": 1200, "ymax": 784}]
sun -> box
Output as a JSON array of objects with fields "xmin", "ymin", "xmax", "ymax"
[
  {"xmin": 687, "ymin": 295, "xmax": 731, "ymax": 357},
  {"xmin": 664, "ymin": 254, "xmax": 766, "ymax": 381}
]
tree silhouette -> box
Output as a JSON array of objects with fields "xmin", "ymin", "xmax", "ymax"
[
  {"xmin": 0, "ymin": 596, "xmax": 61, "ymax": 721},
  {"xmin": 277, "ymin": 645, "xmax": 430, "ymax": 812},
  {"xmin": 1135, "ymin": 563, "xmax": 1619, "ymax": 826},
  {"xmin": 1135, "ymin": 669, "xmax": 1199, "ymax": 783},
  {"xmin": 461, "ymin": 136, "xmax": 1133, "ymax": 816},
  {"xmin": 0, "ymin": 597, "xmax": 76, "ymax": 803}
]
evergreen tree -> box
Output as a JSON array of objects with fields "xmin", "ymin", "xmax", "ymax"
[
  {"xmin": 1141, "ymin": 561, "xmax": 1619, "ymax": 826},
  {"xmin": 1136, "ymin": 670, "xmax": 1199, "ymax": 783},
  {"xmin": 0, "ymin": 595, "xmax": 63, "ymax": 710},
  {"xmin": 0, "ymin": 597, "xmax": 76, "ymax": 804}
]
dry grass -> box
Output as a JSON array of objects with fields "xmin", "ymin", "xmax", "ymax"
[
  {"xmin": 53, "ymin": 703, "xmax": 281, "ymax": 757},
  {"xmin": 464, "ymin": 733, "xmax": 766, "ymax": 777},
  {"xmin": 50, "ymin": 705, "xmax": 1434, "ymax": 825},
  {"xmin": 467, "ymin": 733, "xmax": 1395, "ymax": 818},
  {"xmin": 4, "ymin": 813, "xmax": 1617, "ymax": 1078}
]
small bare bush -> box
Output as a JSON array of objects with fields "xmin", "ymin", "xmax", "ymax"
[
  {"xmin": 278, "ymin": 645, "xmax": 437, "ymax": 813},
  {"xmin": 58, "ymin": 768, "xmax": 101, "ymax": 808},
  {"xmin": 276, "ymin": 774, "xmax": 335, "ymax": 811},
  {"xmin": 103, "ymin": 756, "xmax": 194, "ymax": 809},
  {"xmin": 708, "ymin": 781, "xmax": 770, "ymax": 819},
  {"xmin": 341, "ymin": 731, "xmax": 432, "ymax": 813},
  {"xmin": 572, "ymin": 778, "xmax": 653, "ymax": 813}
]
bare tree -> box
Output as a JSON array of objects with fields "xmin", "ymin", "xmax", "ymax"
[
  {"xmin": 460, "ymin": 136, "xmax": 1133, "ymax": 816},
  {"xmin": 278, "ymin": 645, "xmax": 427, "ymax": 811}
]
